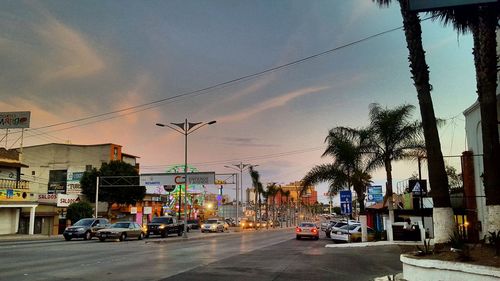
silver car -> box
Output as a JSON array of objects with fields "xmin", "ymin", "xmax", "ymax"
[{"xmin": 201, "ymin": 219, "xmax": 228, "ymax": 233}]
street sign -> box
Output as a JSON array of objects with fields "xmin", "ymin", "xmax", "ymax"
[
  {"xmin": 409, "ymin": 180, "xmax": 427, "ymax": 195},
  {"xmin": 408, "ymin": 0, "xmax": 497, "ymax": 11},
  {"xmin": 367, "ymin": 185, "xmax": 383, "ymax": 203},
  {"xmin": 339, "ymin": 190, "xmax": 352, "ymax": 215}
]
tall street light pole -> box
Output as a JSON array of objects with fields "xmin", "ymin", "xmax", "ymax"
[
  {"xmin": 156, "ymin": 119, "xmax": 216, "ymax": 238},
  {"xmin": 224, "ymin": 162, "xmax": 256, "ymax": 225}
]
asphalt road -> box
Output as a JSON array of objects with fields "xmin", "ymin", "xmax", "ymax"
[{"xmin": 0, "ymin": 229, "xmax": 402, "ymax": 281}]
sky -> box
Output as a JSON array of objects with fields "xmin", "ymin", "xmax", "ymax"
[{"xmin": 1, "ymin": 0, "xmax": 479, "ymax": 203}]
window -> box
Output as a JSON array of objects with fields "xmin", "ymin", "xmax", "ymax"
[{"xmin": 114, "ymin": 147, "xmax": 118, "ymax": 160}]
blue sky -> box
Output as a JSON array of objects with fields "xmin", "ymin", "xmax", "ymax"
[{"xmin": 1, "ymin": 1, "xmax": 478, "ymax": 203}]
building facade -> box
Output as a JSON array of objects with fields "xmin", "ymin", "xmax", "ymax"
[
  {"xmin": 0, "ymin": 148, "xmax": 37, "ymax": 235},
  {"xmin": 20, "ymin": 143, "xmax": 139, "ymax": 235}
]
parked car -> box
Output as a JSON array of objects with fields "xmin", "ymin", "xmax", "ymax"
[
  {"xmin": 240, "ymin": 218, "xmax": 255, "ymax": 229},
  {"xmin": 295, "ymin": 222, "xmax": 319, "ymax": 240},
  {"xmin": 330, "ymin": 224, "xmax": 376, "ymax": 243},
  {"xmin": 201, "ymin": 219, "xmax": 228, "ymax": 233},
  {"xmin": 225, "ymin": 218, "xmax": 236, "ymax": 227},
  {"xmin": 96, "ymin": 221, "xmax": 145, "ymax": 242},
  {"xmin": 326, "ymin": 220, "xmax": 360, "ymax": 238},
  {"xmin": 145, "ymin": 216, "xmax": 184, "ymax": 238},
  {"xmin": 63, "ymin": 218, "xmax": 109, "ymax": 241},
  {"xmin": 187, "ymin": 219, "xmax": 200, "ymax": 230}
]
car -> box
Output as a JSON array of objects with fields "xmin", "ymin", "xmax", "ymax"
[
  {"xmin": 330, "ymin": 224, "xmax": 376, "ymax": 243},
  {"xmin": 240, "ymin": 219, "xmax": 255, "ymax": 229},
  {"xmin": 326, "ymin": 220, "xmax": 360, "ymax": 238},
  {"xmin": 295, "ymin": 222, "xmax": 319, "ymax": 240},
  {"xmin": 201, "ymin": 219, "xmax": 228, "ymax": 233},
  {"xmin": 145, "ymin": 216, "xmax": 184, "ymax": 238},
  {"xmin": 96, "ymin": 221, "xmax": 145, "ymax": 242},
  {"xmin": 63, "ymin": 218, "xmax": 109, "ymax": 241},
  {"xmin": 187, "ymin": 219, "xmax": 200, "ymax": 230}
]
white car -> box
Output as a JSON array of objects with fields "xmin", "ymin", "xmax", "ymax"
[{"xmin": 331, "ymin": 224, "xmax": 376, "ymax": 243}]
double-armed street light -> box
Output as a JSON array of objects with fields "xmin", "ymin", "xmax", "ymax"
[
  {"xmin": 156, "ymin": 119, "xmax": 216, "ymax": 238},
  {"xmin": 224, "ymin": 163, "xmax": 258, "ymax": 225}
]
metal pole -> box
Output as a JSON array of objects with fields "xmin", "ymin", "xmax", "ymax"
[
  {"xmin": 183, "ymin": 118, "xmax": 188, "ymax": 238},
  {"xmin": 19, "ymin": 129, "xmax": 24, "ymax": 162},
  {"xmin": 240, "ymin": 163, "xmax": 244, "ymax": 207},
  {"xmin": 95, "ymin": 176, "xmax": 99, "ymax": 218},
  {"xmin": 236, "ymin": 172, "xmax": 239, "ymax": 226}
]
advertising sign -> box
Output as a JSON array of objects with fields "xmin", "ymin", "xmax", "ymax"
[
  {"xmin": 367, "ymin": 185, "xmax": 383, "ymax": 203},
  {"xmin": 339, "ymin": 190, "xmax": 352, "ymax": 215},
  {"xmin": 0, "ymin": 189, "xmax": 35, "ymax": 201},
  {"xmin": 66, "ymin": 169, "xmax": 84, "ymax": 194},
  {"xmin": 56, "ymin": 194, "xmax": 80, "ymax": 207},
  {"xmin": 37, "ymin": 193, "xmax": 58, "ymax": 204},
  {"xmin": 0, "ymin": 111, "xmax": 30, "ymax": 129},
  {"xmin": 143, "ymin": 207, "xmax": 152, "ymax": 214},
  {"xmin": 140, "ymin": 172, "xmax": 216, "ymax": 187}
]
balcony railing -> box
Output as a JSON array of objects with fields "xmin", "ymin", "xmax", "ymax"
[{"xmin": 0, "ymin": 178, "xmax": 30, "ymax": 190}]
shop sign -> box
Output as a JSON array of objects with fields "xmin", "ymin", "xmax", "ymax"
[
  {"xmin": 143, "ymin": 207, "xmax": 152, "ymax": 214},
  {"xmin": 0, "ymin": 189, "xmax": 35, "ymax": 201},
  {"xmin": 130, "ymin": 207, "xmax": 137, "ymax": 214},
  {"xmin": 38, "ymin": 193, "xmax": 58, "ymax": 204},
  {"xmin": 56, "ymin": 194, "xmax": 80, "ymax": 207}
]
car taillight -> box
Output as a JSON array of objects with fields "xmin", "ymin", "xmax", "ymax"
[
  {"xmin": 311, "ymin": 228, "xmax": 317, "ymax": 233},
  {"xmin": 296, "ymin": 227, "xmax": 302, "ymax": 232}
]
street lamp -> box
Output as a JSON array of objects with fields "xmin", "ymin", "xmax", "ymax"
[
  {"xmin": 156, "ymin": 119, "xmax": 216, "ymax": 238},
  {"xmin": 224, "ymin": 163, "xmax": 257, "ymax": 225}
]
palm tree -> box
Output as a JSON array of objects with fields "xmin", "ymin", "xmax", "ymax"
[
  {"xmin": 282, "ymin": 189, "xmax": 291, "ymax": 226},
  {"xmin": 266, "ymin": 183, "xmax": 279, "ymax": 223},
  {"xmin": 431, "ymin": 2, "xmax": 500, "ymax": 233},
  {"xmin": 372, "ymin": 0, "xmax": 454, "ymax": 243},
  {"xmin": 367, "ymin": 103, "xmax": 425, "ymax": 221},
  {"xmin": 249, "ymin": 166, "xmax": 264, "ymax": 222},
  {"xmin": 302, "ymin": 127, "xmax": 374, "ymax": 214}
]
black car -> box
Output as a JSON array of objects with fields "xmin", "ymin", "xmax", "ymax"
[
  {"xmin": 63, "ymin": 218, "xmax": 109, "ymax": 241},
  {"xmin": 187, "ymin": 219, "xmax": 200, "ymax": 230},
  {"xmin": 145, "ymin": 216, "xmax": 184, "ymax": 238}
]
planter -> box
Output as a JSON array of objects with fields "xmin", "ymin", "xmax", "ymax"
[{"xmin": 401, "ymin": 254, "xmax": 500, "ymax": 281}]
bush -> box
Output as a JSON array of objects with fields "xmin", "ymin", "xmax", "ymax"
[
  {"xmin": 486, "ymin": 230, "xmax": 500, "ymax": 256},
  {"xmin": 66, "ymin": 201, "xmax": 93, "ymax": 224}
]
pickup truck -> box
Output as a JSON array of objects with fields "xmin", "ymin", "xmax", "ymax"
[{"xmin": 145, "ymin": 216, "xmax": 184, "ymax": 238}]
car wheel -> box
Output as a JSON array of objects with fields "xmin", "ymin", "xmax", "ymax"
[
  {"xmin": 161, "ymin": 231, "xmax": 167, "ymax": 238},
  {"xmin": 119, "ymin": 233, "xmax": 126, "ymax": 241},
  {"xmin": 296, "ymin": 235, "xmax": 301, "ymax": 240},
  {"xmin": 138, "ymin": 232, "xmax": 144, "ymax": 240},
  {"xmin": 177, "ymin": 230, "xmax": 182, "ymax": 236},
  {"xmin": 201, "ymin": 230, "xmax": 205, "ymax": 233},
  {"xmin": 145, "ymin": 233, "xmax": 150, "ymax": 238},
  {"xmin": 315, "ymin": 236, "xmax": 319, "ymax": 240},
  {"xmin": 64, "ymin": 236, "xmax": 72, "ymax": 241},
  {"xmin": 99, "ymin": 238, "xmax": 106, "ymax": 242},
  {"xmin": 325, "ymin": 232, "xmax": 330, "ymax": 238},
  {"xmin": 83, "ymin": 231, "xmax": 91, "ymax": 240}
]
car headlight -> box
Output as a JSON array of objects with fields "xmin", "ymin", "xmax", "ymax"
[
  {"xmin": 201, "ymin": 224, "xmax": 205, "ymax": 228},
  {"xmin": 75, "ymin": 227, "xmax": 85, "ymax": 232},
  {"xmin": 159, "ymin": 225, "xmax": 166, "ymax": 229},
  {"xmin": 211, "ymin": 225, "xmax": 216, "ymax": 229}
]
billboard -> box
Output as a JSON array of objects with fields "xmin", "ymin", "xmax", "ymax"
[
  {"xmin": 408, "ymin": 0, "xmax": 497, "ymax": 11},
  {"xmin": 140, "ymin": 172, "xmax": 216, "ymax": 187},
  {"xmin": 0, "ymin": 111, "xmax": 30, "ymax": 129}
]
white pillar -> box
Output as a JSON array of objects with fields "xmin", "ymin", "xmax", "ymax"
[
  {"xmin": 14, "ymin": 208, "xmax": 20, "ymax": 234},
  {"xmin": 360, "ymin": 215, "xmax": 368, "ymax": 242},
  {"xmin": 29, "ymin": 206, "xmax": 36, "ymax": 235}
]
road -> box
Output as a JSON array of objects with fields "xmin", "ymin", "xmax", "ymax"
[{"xmin": 0, "ymin": 229, "xmax": 402, "ymax": 281}]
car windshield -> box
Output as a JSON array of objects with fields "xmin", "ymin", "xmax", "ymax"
[
  {"xmin": 73, "ymin": 219, "xmax": 93, "ymax": 226},
  {"xmin": 111, "ymin": 222, "xmax": 130, "ymax": 228},
  {"xmin": 299, "ymin": 223, "xmax": 315, "ymax": 227},
  {"xmin": 205, "ymin": 220, "xmax": 218, "ymax": 224},
  {"xmin": 151, "ymin": 217, "xmax": 170, "ymax": 223}
]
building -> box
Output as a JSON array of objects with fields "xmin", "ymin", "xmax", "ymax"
[
  {"xmin": 0, "ymin": 148, "xmax": 37, "ymax": 235},
  {"xmin": 20, "ymin": 143, "xmax": 140, "ymax": 235},
  {"xmin": 463, "ymin": 92, "xmax": 500, "ymax": 240}
]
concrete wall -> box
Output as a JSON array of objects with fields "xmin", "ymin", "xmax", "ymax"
[
  {"xmin": 0, "ymin": 208, "xmax": 19, "ymax": 234},
  {"xmin": 20, "ymin": 144, "xmax": 112, "ymax": 194}
]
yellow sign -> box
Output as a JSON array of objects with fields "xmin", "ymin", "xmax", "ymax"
[{"xmin": 0, "ymin": 189, "xmax": 36, "ymax": 201}]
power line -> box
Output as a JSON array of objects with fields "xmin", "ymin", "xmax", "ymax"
[{"xmin": 10, "ymin": 21, "xmax": 422, "ymax": 136}]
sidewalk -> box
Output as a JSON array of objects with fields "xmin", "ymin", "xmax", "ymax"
[
  {"xmin": 324, "ymin": 240, "xmax": 424, "ymax": 248},
  {"xmin": 0, "ymin": 234, "xmax": 63, "ymax": 243}
]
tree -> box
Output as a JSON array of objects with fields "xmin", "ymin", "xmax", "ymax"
[
  {"xmin": 302, "ymin": 127, "xmax": 373, "ymax": 214},
  {"xmin": 249, "ymin": 166, "xmax": 264, "ymax": 222},
  {"xmin": 66, "ymin": 201, "xmax": 93, "ymax": 224},
  {"xmin": 372, "ymin": 0, "xmax": 454, "ymax": 243},
  {"xmin": 265, "ymin": 183, "xmax": 279, "ymax": 223},
  {"xmin": 80, "ymin": 160, "xmax": 146, "ymax": 216},
  {"xmin": 367, "ymin": 103, "xmax": 425, "ymax": 223},
  {"xmin": 431, "ymin": 2, "xmax": 500, "ymax": 233}
]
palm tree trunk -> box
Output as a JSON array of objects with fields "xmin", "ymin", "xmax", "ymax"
[
  {"xmin": 398, "ymin": 0, "xmax": 454, "ymax": 243},
  {"xmin": 385, "ymin": 158, "xmax": 395, "ymax": 225},
  {"xmin": 473, "ymin": 7, "xmax": 500, "ymax": 233}
]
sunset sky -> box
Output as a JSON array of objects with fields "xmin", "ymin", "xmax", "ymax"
[{"xmin": 1, "ymin": 1, "xmax": 479, "ymax": 203}]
